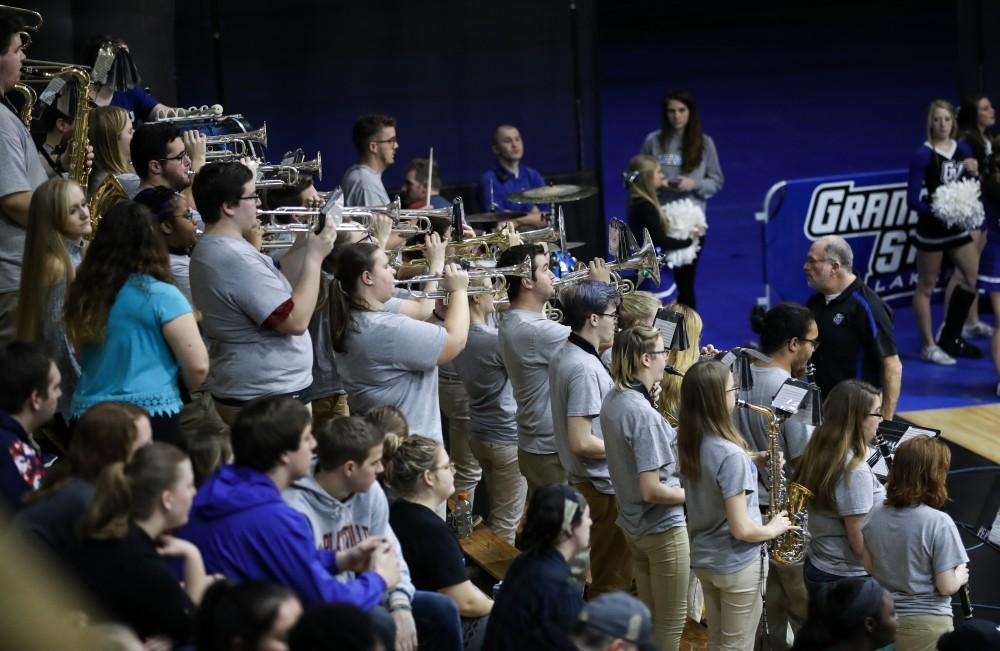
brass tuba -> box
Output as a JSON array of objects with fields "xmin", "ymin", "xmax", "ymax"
[{"xmin": 735, "ymin": 400, "xmax": 812, "ymax": 564}]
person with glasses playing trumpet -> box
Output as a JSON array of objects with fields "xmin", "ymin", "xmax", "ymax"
[
  {"xmin": 733, "ymin": 302, "xmax": 818, "ymax": 651},
  {"xmin": 549, "ymin": 280, "xmax": 631, "ymax": 598},
  {"xmin": 343, "ymin": 114, "xmax": 397, "ymax": 208},
  {"xmin": 189, "ymin": 161, "xmax": 337, "ymax": 426},
  {"xmin": 601, "ymin": 325, "xmax": 688, "ymax": 651},
  {"xmin": 130, "ymin": 121, "xmax": 207, "ymax": 223}
]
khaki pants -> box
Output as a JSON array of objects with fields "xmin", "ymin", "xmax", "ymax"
[
  {"xmin": 179, "ymin": 391, "xmax": 229, "ymax": 437},
  {"xmin": 574, "ymin": 482, "xmax": 632, "ymax": 597},
  {"xmin": 312, "ymin": 393, "xmax": 349, "ymax": 432},
  {"xmin": 626, "ymin": 526, "xmax": 690, "ymax": 651},
  {"xmin": 0, "ymin": 291, "xmax": 17, "ymax": 346},
  {"xmin": 760, "ymin": 560, "xmax": 808, "ymax": 651},
  {"xmin": 439, "ymin": 376, "xmax": 481, "ymax": 504},
  {"xmin": 517, "ymin": 449, "xmax": 567, "ymax": 500},
  {"xmin": 468, "ymin": 438, "xmax": 526, "ymax": 545},
  {"xmin": 695, "ymin": 558, "xmax": 767, "ymax": 651},
  {"xmin": 894, "ymin": 614, "xmax": 953, "ymax": 651},
  {"xmin": 215, "ymin": 398, "xmax": 311, "ymax": 427}
]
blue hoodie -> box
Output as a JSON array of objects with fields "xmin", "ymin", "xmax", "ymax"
[{"xmin": 180, "ymin": 465, "xmax": 386, "ymax": 609}]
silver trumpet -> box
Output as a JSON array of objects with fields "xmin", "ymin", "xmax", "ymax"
[
  {"xmin": 257, "ymin": 210, "xmax": 432, "ymax": 250},
  {"xmin": 258, "ymin": 151, "xmax": 322, "ymax": 182},
  {"xmin": 205, "ymin": 124, "xmax": 268, "ymax": 159},
  {"xmin": 394, "ymin": 255, "xmax": 533, "ymax": 300},
  {"xmin": 553, "ymin": 228, "xmax": 660, "ymax": 294}
]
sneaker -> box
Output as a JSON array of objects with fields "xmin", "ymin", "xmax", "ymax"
[
  {"xmin": 962, "ymin": 320, "xmax": 995, "ymax": 338},
  {"xmin": 922, "ymin": 345, "xmax": 957, "ymax": 365},
  {"xmin": 938, "ymin": 336, "xmax": 983, "ymax": 359}
]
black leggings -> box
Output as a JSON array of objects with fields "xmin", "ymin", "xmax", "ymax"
[{"xmin": 673, "ymin": 235, "xmax": 703, "ymax": 309}]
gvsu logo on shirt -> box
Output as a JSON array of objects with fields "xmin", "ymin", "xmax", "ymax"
[
  {"xmin": 804, "ymin": 180, "xmax": 922, "ymax": 300},
  {"xmin": 321, "ymin": 524, "xmax": 371, "ymax": 551}
]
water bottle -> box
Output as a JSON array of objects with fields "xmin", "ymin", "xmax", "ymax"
[{"xmin": 451, "ymin": 491, "xmax": 474, "ymax": 539}]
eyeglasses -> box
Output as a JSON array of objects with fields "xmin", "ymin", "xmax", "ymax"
[
  {"xmin": 799, "ymin": 337, "xmax": 821, "ymax": 350},
  {"xmin": 160, "ymin": 151, "xmax": 190, "ymax": 163},
  {"xmin": 430, "ymin": 462, "xmax": 456, "ymax": 473},
  {"xmin": 373, "ymin": 136, "xmax": 398, "ymax": 145},
  {"xmin": 726, "ymin": 387, "xmax": 739, "ymax": 393},
  {"xmin": 804, "ymin": 256, "xmax": 834, "ymax": 266},
  {"xmin": 182, "ymin": 208, "xmax": 196, "ymax": 222},
  {"xmin": 238, "ymin": 194, "xmax": 260, "ymax": 203},
  {"xmin": 647, "ymin": 349, "xmax": 669, "ymax": 356},
  {"xmin": 869, "ymin": 412, "xmax": 884, "ymax": 419},
  {"xmin": 599, "ymin": 312, "xmax": 619, "ymax": 321}
]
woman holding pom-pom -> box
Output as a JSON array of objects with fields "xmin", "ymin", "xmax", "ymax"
[{"xmin": 907, "ymin": 99, "xmax": 982, "ymax": 365}]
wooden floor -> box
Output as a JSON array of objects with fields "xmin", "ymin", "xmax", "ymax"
[{"xmin": 899, "ymin": 403, "xmax": 1000, "ymax": 464}]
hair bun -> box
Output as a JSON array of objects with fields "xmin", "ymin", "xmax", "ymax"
[{"xmin": 749, "ymin": 305, "xmax": 766, "ymax": 334}]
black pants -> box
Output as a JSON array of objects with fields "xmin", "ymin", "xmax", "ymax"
[{"xmin": 673, "ymin": 234, "xmax": 703, "ymax": 309}]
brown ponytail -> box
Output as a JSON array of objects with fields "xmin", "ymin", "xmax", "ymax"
[{"xmin": 329, "ymin": 242, "xmax": 379, "ymax": 353}]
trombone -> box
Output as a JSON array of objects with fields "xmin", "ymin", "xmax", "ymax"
[
  {"xmin": 553, "ymin": 228, "xmax": 661, "ymax": 294},
  {"xmin": 394, "ymin": 256, "xmax": 533, "ymax": 300},
  {"xmin": 257, "ymin": 210, "xmax": 432, "ymax": 250}
]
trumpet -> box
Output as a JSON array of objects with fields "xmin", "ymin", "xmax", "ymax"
[
  {"xmin": 257, "ymin": 211, "xmax": 432, "ymax": 250},
  {"xmin": 396, "ymin": 255, "xmax": 532, "ymax": 288},
  {"xmin": 259, "ymin": 152, "xmax": 322, "ymax": 182},
  {"xmin": 205, "ymin": 125, "xmax": 268, "ymax": 158},
  {"xmin": 553, "ymin": 228, "xmax": 660, "ymax": 294}
]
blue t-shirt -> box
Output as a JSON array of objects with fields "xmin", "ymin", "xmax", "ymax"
[
  {"xmin": 478, "ymin": 163, "xmax": 547, "ymax": 212},
  {"xmin": 110, "ymin": 87, "xmax": 161, "ymax": 122},
  {"xmin": 72, "ymin": 274, "xmax": 192, "ymax": 417}
]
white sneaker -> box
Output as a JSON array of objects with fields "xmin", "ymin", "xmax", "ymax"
[
  {"xmin": 962, "ymin": 321, "xmax": 995, "ymax": 338},
  {"xmin": 922, "ymin": 345, "xmax": 957, "ymax": 366}
]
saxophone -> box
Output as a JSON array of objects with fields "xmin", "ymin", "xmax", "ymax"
[
  {"xmin": 26, "ymin": 66, "xmax": 93, "ymax": 188},
  {"xmin": 735, "ymin": 400, "xmax": 812, "ymax": 564},
  {"xmin": 87, "ymin": 174, "xmax": 128, "ymax": 235},
  {"xmin": 10, "ymin": 82, "xmax": 36, "ymax": 127}
]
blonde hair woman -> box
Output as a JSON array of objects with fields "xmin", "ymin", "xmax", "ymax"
[
  {"xmin": 87, "ymin": 105, "xmax": 140, "ymax": 197},
  {"xmin": 678, "ymin": 360, "xmax": 794, "ymax": 650},
  {"xmin": 602, "ymin": 325, "xmax": 688, "ymax": 650},
  {"xmin": 16, "ymin": 178, "xmax": 90, "ymax": 422},
  {"xmin": 657, "ymin": 303, "xmax": 702, "ymax": 422}
]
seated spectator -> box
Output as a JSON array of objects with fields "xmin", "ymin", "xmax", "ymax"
[
  {"xmin": 195, "ymin": 580, "xmax": 302, "ymax": 651},
  {"xmin": 15, "ymin": 177, "xmax": 90, "ymax": 430},
  {"xmin": 284, "ymin": 416, "xmax": 463, "ymax": 651},
  {"xmin": 71, "ymin": 443, "xmax": 210, "ymax": 645},
  {"xmin": 0, "ymin": 341, "xmax": 59, "ymax": 511},
  {"xmin": 790, "ymin": 577, "xmax": 897, "ymax": 651},
  {"xmin": 289, "ymin": 603, "xmax": 378, "ymax": 651},
  {"xmin": 180, "ymin": 397, "xmax": 400, "ymax": 612},
  {"xmin": 62, "ymin": 201, "xmax": 209, "ymax": 444},
  {"xmin": 15, "ymin": 401, "xmax": 151, "ymax": 557},
  {"xmin": 177, "ymin": 427, "xmax": 232, "ymax": 488},
  {"xmin": 569, "ymin": 592, "xmax": 656, "ymax": 651},
  {"xmin": 87, "ymin": 105, "xmax": 140, "ymax": 197},
  {"xmin": 383, "ymin": 434, "xmax": 492, "ymax": 650},
  {"xmin": 483, "ymin": 484, "xmax": 591, "ymax": 651}
]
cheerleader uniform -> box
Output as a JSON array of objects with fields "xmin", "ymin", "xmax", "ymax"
[{"xmin": 906, "ymin": 140, "xmax": 975, "ymax": 252}]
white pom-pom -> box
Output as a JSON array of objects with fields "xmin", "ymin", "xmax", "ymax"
[
  {"xmin": 931, "ymin": 179, "xmax": 984, "ymax": 230},
  {"xmin": 661, "ymin": 198, "xmax": 706, "ymax": 267}
]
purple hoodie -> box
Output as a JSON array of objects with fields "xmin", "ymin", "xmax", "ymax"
[{"xmin": 180, "ymin": 465, "xmax": 386, "ymax": 609}]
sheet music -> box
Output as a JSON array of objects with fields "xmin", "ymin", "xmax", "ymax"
[
  {"xmin": 988, "ymin": 508, "xmax": 1000, "ymax": 547},
  {"xmin": 868, "ymin": 446, "xmax": 890, "ymax": 481},
  {"xmin": 898, "ymin": 425, "xmax": 937, "ymax": 446},
  {"xmin": 771, "ymin": 381, "xmax": 808, "ymax": 415},
  {"xmin": 655, "ymin": 318, "xmax": 677, "ymax": 349}
]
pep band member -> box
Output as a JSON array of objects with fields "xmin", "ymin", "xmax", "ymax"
[
  {"xmin": 794, "ymin": 380, "xmax": 886, "ymax": 596},
  {"xmin": 602, "ymin": 325, "xmax": 688, "ymax": 651},
  {"xmin": 677, "ymin": 360, "xmax": 794, "ymax": 651},
  {"xmin": 862, "ymin": 437, "xmax": 968, "ymax": 651},
  {"xmin": 329, "ymin": 242, "xmax": 469, "ymax": 440}
]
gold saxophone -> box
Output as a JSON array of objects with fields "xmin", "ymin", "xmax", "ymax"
[
  {"xmin": 10, "ymin": 82, "xmax": 36, "ymax": 127},
  {"xmin": 24, "ymin": 66, "xmax": 93, "ymax": 188},
  {"xmin": 736, "ymin": 400, "xmax": 812, "ymax": 564},
  {"xmin": 87, "ymin": 174, "xmax": 128, "ymax": 235}
]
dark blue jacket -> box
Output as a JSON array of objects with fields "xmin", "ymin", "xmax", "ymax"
[
  {"xmin": 180, "ymin": 465, "xmax": 386, "ymax": 609},
  {"xmin": 0, "ymin": 411, "xmax": 46, "ymax": 512}
]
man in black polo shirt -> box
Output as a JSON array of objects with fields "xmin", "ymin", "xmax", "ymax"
[{"xmin": 804, "ymin": 235, "xmax": 903, "ymax": 419}]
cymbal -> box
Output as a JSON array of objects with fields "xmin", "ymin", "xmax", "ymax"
[
  {"xmin": 507, "ymin": 184, "xmax": 598, "ymax": 204},
  {"xmin": 465, "ymin": 210, "xmax": 526, "ymax": 224}
]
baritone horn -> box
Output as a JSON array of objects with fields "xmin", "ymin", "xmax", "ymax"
[{"xmin": 554, "ymin": 228, "xmax": 660, "ymax": 294}]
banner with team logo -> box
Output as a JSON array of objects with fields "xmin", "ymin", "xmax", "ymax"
[{"xmin": 761, "ymin": 169, "xmax": 919, "ymax": 307}]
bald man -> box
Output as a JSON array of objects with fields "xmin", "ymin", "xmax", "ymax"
[{"xmin": 803, "ymin": 236, "xmax": 902, "ymax": 419}]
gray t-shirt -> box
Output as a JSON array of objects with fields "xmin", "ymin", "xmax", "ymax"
[
  {"xmin": 303, "ymin": 272, "xmax": 344, "ymax": 401},
  {"xmin": 601, "ymin": 386, "xmax": 685, "ymax": 536},
  {"xmin": 639, "ymin": 130, "xmax": 724, "ymax": 211},
  {"xmin": 169, "ymin": 253, "xmax": 192, "ymax": 303},
  {"xmin": 549, "ymin": 338, "xmax": 614, "ymax": 493},
  {"xmin": 0, "ymin": 104, "xmax": 49, "ymax": 293},
  {"xmin": 733, "ymin": 365, "xmax": 813, "ymax": 506},
  {"xmin": 685, "ymin": 435, "xmax": 763, "ymax": 573},
  {"xmin": 806, "ymin": 455, "xmax": 885, "ymax": 576},
  {"xmin": 335, "ymin": 309, "xmax": 446, "ymax": 440},
  {"xmin": 342, "ymin": 164, "xmax": 390, "ymax": 207},
  {"xmin": 451, "ymin": 322, "xmax": 518, "ymax": 446},
  {"xmin": 864, "ymin": 504, "xmax": 968, "ymax": 616},
  {"xmin": 497, "ymin": 309, "xmax": 571, "ymax": 454},
  {"xmin": 189, "ymin": 234, "xmax": 312, "ymax": 400}
]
